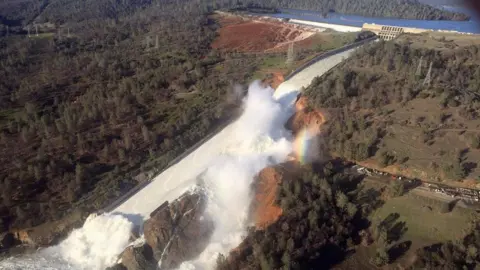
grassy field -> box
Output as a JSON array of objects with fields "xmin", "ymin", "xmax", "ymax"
[
  {"xmin": 337, "ymin": 184, "xmax": 477, "ymax": 269},
  {"xmin": 251, "ymin": 31, "xmax": 359, "ymax": 83},
  {"xmin": 398, "ymin": 32, "xmax": 480, "ymax": 51},
  {"xmin": 364, "ymin": 97, "xmax": 480, "ymax": 187},
  {"xmin": 312, "ymin": 32, "xmax": 357, "ymax": 52},
  {"xmin": 372, "ymin": 193, "xmax": 475, "ymax": 243}
]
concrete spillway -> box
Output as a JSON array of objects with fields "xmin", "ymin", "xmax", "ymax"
[
  {"xmin": 112, "ymin": 47, "xmax": 359, "ymax": 220},
  {"xmin": 0, "ymin": 45, "xmax": 362, "ymax": 270}
]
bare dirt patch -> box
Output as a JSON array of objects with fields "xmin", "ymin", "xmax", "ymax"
[
  {"xmin": 251, "ymin": 167, "xmax": 283, "ymax": 230},
  {"xmin": 286, "ymin": 95, "xmax": 326, "ymax": 136},
  {"xmin": 259, "ymin": 69, "xmax": 284, "ymax": 89},
  {"xmin": 211, "ymin": 14, "xmax": 317, "ymax": 53}
]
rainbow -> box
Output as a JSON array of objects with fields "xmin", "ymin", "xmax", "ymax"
[{"xmin": 294, "ymin": 128, "xmax": 313, "ymax": 165}]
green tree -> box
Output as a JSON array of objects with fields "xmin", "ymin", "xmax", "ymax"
[
  {"xmin": 386, "ymin": 181, "xmax": 404, "ymax": 198},
  {"xmin": 377, "ymin": 150, "xmax": 396, "ymax": 167},
  {"xmin": 443, "ymin": 162, "xmax": 467, "ymax": 181},
  {"xmin": 281, "ymin": 252, "xmax": 291, "ymax": 268},
  {"xmin": 346, "ymin": 203, "xmax": 357, "ymax": 218},
  {"xmin": 469, "ymin": 134, "xmax": 480, "ymax": 149},
  {"xmin": 336, "ymin": 191, "xmax": 349, "ymax": 209},
  {"xmin": 377, "ymin": 228, "xmax": 388, "ymax": 246},
  {"xmin": 118, "ymin": 148, "xmax": 126, "ymax": 162},
  {"xmin": 102, "ymin": 145, "xmax": 109, "ymax": 160},
  {"xmin": 356, "ymin": 142, "xmax": 370, "ymax": 160},
  {"xmin": 123, "ymin": 131, "xmax": 132, "ymax": 150},
  {"xmin": 371, "ymin": 247, "xmax": 390, "ymax": 266},
  {"xmin": 34, "ymin": 165, "xmax": 41, "ymax": 181},
  {"xmin": 75, "ymin": 164, "xmax": 84, "ymax": 185},
  {"xmin": 259, "ymin": 255, "xmax": 272, "ymax": 270},
  {"xmin": 439, "ymin": 202, "xmax": 451, "ymax": 213},
  {"xmin": 142, "ymin": 125, "xmax": 150, "ymax": 143},
  {"xmin": 2, "ymin": 181, "xmax": 12, "ymax": 206},
  {"xmin": 16, "ymin": 206, "xmax": 26, "ymax": 220},
  {"xmin": 286, "ymin": 238, "xmax": 295, "ymax": 252}
]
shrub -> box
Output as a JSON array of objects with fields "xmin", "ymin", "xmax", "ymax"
[
  {"xmin": 469, "ymin": 134, "xmax": 480, "ymax": 149},
  {"xmin": 371, "ymin": 247, "xmax": 390, "ymax": 266},
  {"xmin": 439, "ymin": 202, "xmax": 451, "ymax": 214},
  {"xmin": 386, "ymin": 181, "xmax": 404, "ymax": 198},
  {"xmin": 443, "ymin": 162, "xmax": 467, "ymax": 181},
  {"xmin": 377, "ymin": 150, "xmax": 397, "ymax": 167}
]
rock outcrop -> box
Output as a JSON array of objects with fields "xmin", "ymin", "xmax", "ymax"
[
  {"xmin": 106, "ymin": 264, "xmax": 127, "ymax": 270},
  {"xmin": 0, "ymin": 232, "xmax": 15, "ymax": 249},
  {"xmin": 9, "ymin": 209, "xmax": 87, "ymax": 247},
  {"xmin": 115, "ymin": 191, "xmax": 213, "ymax": 270},
  {"xmin": 143, "ymin": 192, "xmax": 214, "ymax": 269},
  {"xmin": 121, "ymin": 243, "xmax": 157, "ymax": 270},
  {"xmin": 286, "ymin": 95, "xmax": 325, "ymax": 135}
]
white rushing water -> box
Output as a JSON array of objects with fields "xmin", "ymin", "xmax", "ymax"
[
  {"xmin": 0, "ymin": 46, "xmax": 361, "ymax": 270},
  {"xmin": 0, "ymin": 81, "xmax": 297, "ymax": 270},
  {"xmin": 0, "ymin": 214, "xmax": 133, "ymax": 269}
]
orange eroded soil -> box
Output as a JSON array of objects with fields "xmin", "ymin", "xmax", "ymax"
[
  {"xmin": 262, "ymin": 69, "xmax": 285, "ymax": 89},
  {"xmin": 252, "ymin": 96, "xmax": 327, "ymax": 229},
  {"xmin": 252, "ymin": 167, "xmax": 283, "ymax": 230},
  {"xmin": 212, "ymin": 14, "xmax": 315, "ymax": 53},
  {"xmin": 287, "ymin": 95, "xmax": 326, "ymax": 136}
]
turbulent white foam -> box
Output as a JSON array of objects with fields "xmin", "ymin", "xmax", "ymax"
[
  {"xmin": 0, "ymin": 45, "xmax": 362, "ymax": 270},
  {"xmin": 0, "ymin": 81, "xmax": 297, "ymax": 270},
  {"xmin": 179, "ymin": 82, "xmax": 294, "ymax": 269},
  {"xmin": 0, "ymin": 214, "xmax": 133, "ymax": 270},
  {"xmin": 55, "ymin": 214, "xmax": 133, "ymax": 269}
]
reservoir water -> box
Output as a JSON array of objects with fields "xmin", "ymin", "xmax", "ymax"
[{"xmin": 264, "ymin": 6, "xmax": 480, "ymax": 34}]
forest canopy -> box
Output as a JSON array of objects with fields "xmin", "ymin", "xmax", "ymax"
[
  {"xmin": 246, "ymin": 0, "xmax": 469, "ymax": 20},
  {"xmin": 0, "ymin": 0, "xmax": 262, "ymax": 233},
  {"xmin": 304, "ymin": 34, "xmax": 480, "ymax": 183},
  {"xmin": 0, "ymin": 0, "xmax": 470, "ymax": 30}
]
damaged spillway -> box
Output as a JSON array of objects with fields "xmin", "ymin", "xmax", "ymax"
[
  {"xmin": 0, "ymin": 45, "xmax": 362, "ymax": 270},
  {"xmin": 0, "ymin": 81, "xmax": 296, "ymax": 270}
]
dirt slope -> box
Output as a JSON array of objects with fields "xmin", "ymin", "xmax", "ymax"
[
  {"xmin": 211, "ymin": 14, "xmax": 316, "ymax": 53},
  {"xmin": 251, "ymin": 167, "xmax": 283, "ymax": 229}
]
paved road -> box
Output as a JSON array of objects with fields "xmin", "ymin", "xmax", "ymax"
[{"xmin": 111, "ymin": 47, "xmax": 362, "ymax": 222}]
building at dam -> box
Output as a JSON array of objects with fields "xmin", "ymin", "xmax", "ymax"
[
  {"xmin": 286, "ymin": 18, "xmax": 474, "ymax": 41},
  {"xmin": 288, "ymin": 19, "xmax": 433, "ymax": 40},
  {"xmin": 362, "ymin": 23, "xmax": 430, "ymax": 40}
]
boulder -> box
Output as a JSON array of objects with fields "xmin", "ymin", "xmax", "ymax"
[
  {"xmin": 143, "ymin": 191, "xmax": 214, "ymax": 269},
  {"xmin": 0, "ymin": 217, "xmax": 6, "ymax": 234},
  {"xmin": 143, "ymin": 202, "xmax": 174, "ymax": 256},
  {"xmin": 0, "ymin": 232, "xmax": 15, "ymax": 249},
  {"xmin": 10, "ymin": 209, "xmax": 87, "ymax": 247},
  {"xmin": 121, "ymin": 243, "xmax": 157, "ymax": 270},
  {"xmin": 105, "ymin": 264, "xmax": 127, "ymax": 270}
]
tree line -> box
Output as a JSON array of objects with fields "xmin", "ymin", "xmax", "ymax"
[
  {"xmin": 216, "ymin": 161, "xmax": 480, "ymax": 269},
  {"xmin": 0, "ymin": 0, "xmax": 261, "ymax": 232},
  {"xmin": 0, "ymin": 0, "xmax": 469, "ymax": 32},
  {"xmin": 236, "ymin": 0, "xmax": 469, "ymax": 20},
  {"xmin": 304, "ymin": 38, "xmax": 480, "ymax": 181},
  {"xmin": 216, "ymin": 163, "xmax": 382, "ymax": 269}
]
